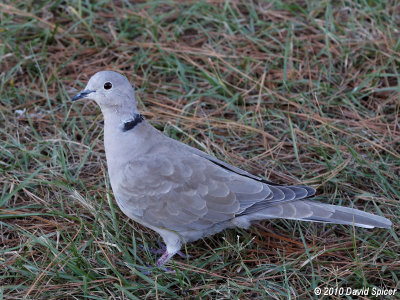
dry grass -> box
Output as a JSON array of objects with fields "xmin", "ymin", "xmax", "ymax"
[{"xmin": 1, "ymin": 0, "xmax": 399, "ymax": 299}]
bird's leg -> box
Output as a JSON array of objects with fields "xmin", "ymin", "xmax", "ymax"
[
  {"xmin": 154, "ymin": 232, "xmax": 184, "ymax": 267},
  {"xmin": 156, "ymin": 240, "xmax": 190, "ymax": 258},
  {"xmin": 141, "ymin": 241, "xmax": 190, "ymax": 259},
  {"xmin": 139, "ymin": 242, "xmax": 184, "ymax": 267},
  {"xmin": 156, "ymin": 250, "xmax": 175, "ymax": 267}
]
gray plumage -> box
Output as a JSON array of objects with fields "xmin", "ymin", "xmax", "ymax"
[{"xmin": 71, "ymin": 71, "xmax": 392, "ymax": 266}]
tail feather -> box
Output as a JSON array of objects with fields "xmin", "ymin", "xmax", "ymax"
[{"xmin": 248, "ymin": 200, "xmax": 391, "ymax": 229}]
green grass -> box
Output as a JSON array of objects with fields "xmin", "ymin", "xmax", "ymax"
[{"xmin": 1, "ymin": 0, "xmax": 399, "ymax": 299}]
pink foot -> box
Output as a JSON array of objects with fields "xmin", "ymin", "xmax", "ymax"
[{"xmin": 156, "ymin": 251, "xmax": 173, "ymax": 267}]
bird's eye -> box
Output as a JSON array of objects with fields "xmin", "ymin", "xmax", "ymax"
[{"xmin": 104, "ymin": 82, "xmax": 112, "ymax": 90}]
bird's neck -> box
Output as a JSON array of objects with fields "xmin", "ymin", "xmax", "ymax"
[
  {"xmin": 102, "ymin": 104, "xmax": 138, "ymax": 125},
  {"xmin": 102, "ymin": 109, "xmax": 143, "ymax": 149},
  {"xmin": 101, "ymin": 109, "xmax": 158, "ymax": 181}
]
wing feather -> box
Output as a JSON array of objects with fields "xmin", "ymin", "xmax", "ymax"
[{"xmin": 115, "ymin": 150, "xmax": 315, "ymax": 232}]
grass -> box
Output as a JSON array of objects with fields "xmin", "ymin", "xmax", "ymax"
[{"xmin": 0, "ymin": 0, "xmax": 399, "ymax": 298}]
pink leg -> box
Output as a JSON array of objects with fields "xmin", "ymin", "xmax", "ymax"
[
  {"xmin": 142, "ymin": 241, "xmax": 189, "ymax": 261},
  {"xmin": 156, "ymin": 250, "xmax": 175, "ymax": 267}
]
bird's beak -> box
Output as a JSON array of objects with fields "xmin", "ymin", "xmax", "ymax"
[{"xmin": 71, "ymin": 90, "xmax": 95, "ymax": 101}]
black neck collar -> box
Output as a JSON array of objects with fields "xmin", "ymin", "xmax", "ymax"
[{"xmin": 122, "ymin": 114, "xmax": 144, "ymax": 132}]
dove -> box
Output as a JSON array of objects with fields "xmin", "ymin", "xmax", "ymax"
[{"xmin": 71, "ymin": 71, "xmax": 392, "ymax": 267}]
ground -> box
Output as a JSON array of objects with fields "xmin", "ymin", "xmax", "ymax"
[{"xmin": 0, "ymin": 1, "xmax": 399, "ymax": 299}]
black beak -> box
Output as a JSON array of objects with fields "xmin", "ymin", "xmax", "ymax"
[{"xmin": 71, "ymin": 90, "xmax": 95, "ymax": 101}]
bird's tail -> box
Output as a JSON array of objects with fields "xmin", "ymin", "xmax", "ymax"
[{"xmin": 249, "ymin": 200, "xmax": 391, "ymax": 229}]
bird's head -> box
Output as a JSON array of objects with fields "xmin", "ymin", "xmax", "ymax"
[{"xmin": 71, "ymin": 71, "xmax": 137, "ymax": 113}]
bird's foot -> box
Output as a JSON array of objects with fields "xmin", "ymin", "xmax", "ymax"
[
  {"xmin": 177, "ymin": 249, "xmax": 191, "ymax": 259},
  {"xmin": 137, "ymin": 263, "xmax": 173, "ymax": 274},
  {"xmin": 137, "ymin": 264, "xmax": 153, "ymax": 275},
  {"xmin": 156, "ymin": 250, "xmax": 174, "ymax": 267}
]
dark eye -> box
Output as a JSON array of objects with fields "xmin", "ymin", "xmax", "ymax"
[{"xmin": 104, "ymin": 82, "xmax": 112, "ymax": 90}]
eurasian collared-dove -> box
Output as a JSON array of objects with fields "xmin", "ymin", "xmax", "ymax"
[{"xmin": 71, "ymin": 71, "xmax": 392, "ymax": 266}]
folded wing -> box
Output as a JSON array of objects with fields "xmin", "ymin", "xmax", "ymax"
[{"xmin": 116, "ymin": 151, "xmax": 315, "ymax": 232}]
